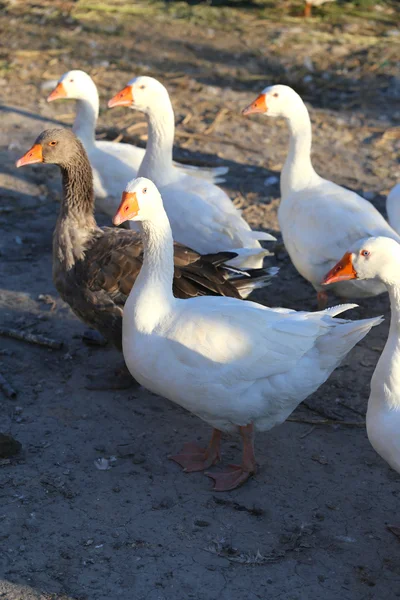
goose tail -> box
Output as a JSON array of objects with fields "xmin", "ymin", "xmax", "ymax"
[
  {"xmin": 232, "ymin": 266, "xmax": 279, "ymax": 298},
  {"xmin": 318, "ymin": 312, "xmax": 383, "ymax": 369},
  {"xmin": 225, "ymin": 247, "xmax": 274, "ymax": 269},
  {"xmin": 173, "ymin": 162, "xmax": 229, "ymax": 183}
]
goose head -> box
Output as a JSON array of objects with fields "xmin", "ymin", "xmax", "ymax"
[
  {"xmin": 47, "ymin": 70, "xmax": 96, "ymax": 102},
  {"xmin": 113, "ymin": 177, "xmax": 162, "ymax": 225},
  {"xmin": 108, "ymin": 76, "xmax": 170, "ymax": 114},
  {"xmin": 242, "ymin": 84, "xmax": 303, "ymax": 119},
  {"xmin": 322, "ymin": 237, "xmax": 400, "ymax": 287},
  {"xmin": 16, "ymin": 128, "xmax": 85, "ymax": 169}
]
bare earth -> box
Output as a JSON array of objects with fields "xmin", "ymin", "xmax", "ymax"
[{"xmin": 1, "ymin": 2, "xmax": 400, "ymax": 599}]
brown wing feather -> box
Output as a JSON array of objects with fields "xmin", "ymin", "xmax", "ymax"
[{"xmin": 57, "ymin": 226, "xmax": 242, "ymax": 350}]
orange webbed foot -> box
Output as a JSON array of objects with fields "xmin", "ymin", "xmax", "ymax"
[
  {"xmin": 169, "ymin": 430, "xmax": 222, "ymax": 473},
  {"xmin": 205, "ymin": 464, "xmax": 255, "ymax": 491}
]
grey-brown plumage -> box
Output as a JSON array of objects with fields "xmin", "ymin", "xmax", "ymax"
[{"xmin": 27, "ymin": 129, "xmax": 276, "ymax": 350}]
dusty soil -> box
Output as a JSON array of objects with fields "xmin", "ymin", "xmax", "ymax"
[{"xmin": 1, "ymin": 2, "xmax": 400, "ymax": 599}]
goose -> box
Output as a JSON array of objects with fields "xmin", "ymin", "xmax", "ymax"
[
  {"xmin": 322, "ymin": 236, "xmax": 400, "ymax": 475},
  {"xmin": 386, "ymin": 183, "xmax": 400, "ymax": 235},
  {"xmin": 303, "ymin": 0, "xmax": 335, "ymax": 17},
  {"xmin": 113, "ymin": 176, "xmax": 382, "ymax": 491},
  {"xmin": 47, "ymin": 70, "xmax": 228, "ymax": 220},
  {"xmin": 243, "ymin": 84, "xmax": 400, "ymax": 307},
  {"xmin": 108, "ymin": 76, "xmax": 274, "ymax": 269},
  {"xmin": 15, "ymin": 129, "xmax": 277, "ymax": 356}
]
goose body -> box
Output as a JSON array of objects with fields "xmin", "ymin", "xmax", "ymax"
[
  {"xmin": 115, "ymin": 177, "xmax": 382, "ymax": 490},
  {"xmin": 16, "ymin": 129, "xmax": 277, "ymax": 350},
  {"xmin": 243, "ymin": 84, "xmax": 400, "ymax": 304},
  {"xmin": 47, "ymin": 70, "xmax": 228, "ymax": 220},
  {"xmin": 323, "ymin": 236, "xmax": 400, "ymax": 474},
  {"xmin": 108, "ymin": 76, "xmax": 274, "ymax": 269}
]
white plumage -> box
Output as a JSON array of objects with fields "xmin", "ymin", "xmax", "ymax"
[
  {"xmin": 323, "ymin": 236, "xmax": 400, "ymax": 475},
  {"xmin": 108, "ymin": 76, "xmax": 274, "ymax": 268},
  {"xmin": 114, "ymin": 177, "xmax": 382, "ymax": 490},
  {"xmin": 243, "ymin": 84, "xmax": 400, "ymax": 303},
  {"xmin": 47, "ymin": 70, "xmax": 228, "ymax": 219}
]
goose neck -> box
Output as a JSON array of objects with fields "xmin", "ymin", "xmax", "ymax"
[
  {"xmin": 53, "ymin": 153, "xmax": 96, "ymax": 271},
  {"xmin": 372, "ymin": 281, "xmax": 400, "ymax": 410},
  {"xmin": 59, "ymin": 151, "xmax": 96, "ymax": 219},
  {"xmin": 280, "ymin": 103, "xmax": 317, "ymax": 199},
  {"xmin": 138, "ymin": 102, "xmax": 175, "ymax": 186},
  {"xmin": 387, "ymin": 282, "xmax": 400, "ymax": 337},
  {"xmin": 72, "ymin": 95, "xmax": 99, "ymax": 147},
  {"xmin": 130, "ymin": 211, "xmax": 175, "ymax": 331}
]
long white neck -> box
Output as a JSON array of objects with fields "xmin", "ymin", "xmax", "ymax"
[
  {"xmin": 280, "ymin": 102, "xmax": 318, "ymax": 199},
  {"xmin": 371, "ymin": 281, "xmax": 400, "ymax": 410},
  {"xmin": 72, "ymin": 90, "xmax": 99, "ymax": 148},
  {"xmin": 128, "ymin": 210, "xmax": 175, "ymax": 333},
  {"xmin": 138, "ymin": 101, "xmax": 175, "ymax": 186}
]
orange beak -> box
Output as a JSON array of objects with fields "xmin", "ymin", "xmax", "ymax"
[
  {"xmin": 242, "ymin": 93, "xmax": 267, "ymax": 116},
  {"xmin": 113, "ymin": 191, "xmax": 139, "ymax": 225},
  {"xmin": 108, "ymin": 86, "xmax": 133, "ymax": 108},
  {"xmin": 322, "ymin": 252, "xmax": 357, "ymax": 285},
  {"xmin": 16, "ymin": 144, "xmax": 43, "ymax": 168},
  {"xmin": 47, "ymin": 81, "xmax": 67, "ymax": 102}
]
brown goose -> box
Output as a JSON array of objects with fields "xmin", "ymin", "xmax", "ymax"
[{"xmin": 16, "ymin": 129, "xmax": 277, "ymax": 355}]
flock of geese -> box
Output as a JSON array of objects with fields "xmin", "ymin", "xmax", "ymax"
[{"xmin": 13, "ymin": 68, "xmax": 400, "ymax": 491}]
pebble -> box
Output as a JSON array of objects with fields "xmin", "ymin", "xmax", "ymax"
[{"xmin": 264, "ymin": 175, "xmax": 279, "ymax": 187}]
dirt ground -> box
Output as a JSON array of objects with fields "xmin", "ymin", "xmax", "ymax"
[{"xmin": 1, "ymin": 2, "xmax": 400, "ymax": 599}]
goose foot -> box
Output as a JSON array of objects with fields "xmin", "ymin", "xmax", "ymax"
[
  {"xmin": 205, "ymin": 423, "xmax": 256, "ymax": 491},
  {"xmin": 169, "ymin": 429, "xmax": 221, "ymax": 472},
  {"xmin": 317, "ymin": 291, "xmax": 328, "ymax": 310},
  {"xmin": 206, "ymin": 464, "xmax": 254, "ymax": 491}
]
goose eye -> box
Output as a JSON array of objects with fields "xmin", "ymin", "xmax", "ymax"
[
  {"xmin": 142, "ymin": 187, "xmax": 147, "ymax": 194},
  {"xmin": 49, "ymin": 141, "xmax": 57, "ymax": 147},
  {"xmin": 361, "ymin": 249, "xmax": 370, "ymax": 257},
  {"xmin": 273, "ymin": 92, "xmax": 279, "ymax": 98},
  {"xmin": 69, "ymin": 79, "xmax": 74, "ymax": 83},
  {"xmin": 140, "ymin": 85, "xmax": 146, "ymax": 90}
]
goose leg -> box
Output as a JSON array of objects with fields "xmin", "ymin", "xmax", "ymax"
[
  {"xmin": 205, "ymin": 423, "xmax": 257, "ymax": 492},
  {"xmin": 317, "ymin": 291, "xmax": 328, "ymax": 310},
  {"xmin": 169, "ymin": 429, "xmax": 222, "ymax": 472},
  {"xmin": 304, "ymin": 1, "xmax": 312, "ymax": 17}
]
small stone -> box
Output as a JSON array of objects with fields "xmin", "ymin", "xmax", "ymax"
[
  {"xmin": 0, "ymin": 433, "xmax": 22, "ymax": 458},
  {"xmin": 264, "ymin": 175, "xmax": 279, "ymax": 187},
  {"xmin": 194, "ymin": 519, "xmax": 210, "ymax": 528}
]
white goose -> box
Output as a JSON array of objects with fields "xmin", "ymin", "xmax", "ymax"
[
  {"xmin": 113, "ymin": 177, "xmax": 382, "ymax": 491},
  {"xmin": 323, "ymin": 236, "xmax": 400, "ymax": 474},
  {"xmin": 243, "ymin": 84, "xmax": 400, "ymax": 306},
  {"xmin": 47, "ymin": 70, "xmax": 228, "ymax": 219},
  {"xmin": 386, "ymin": 183, "xmax": 400, "ymax": 236},
  {"xmin": 108, "ymin": 76, "xmax": 273, "ymax": 269}
]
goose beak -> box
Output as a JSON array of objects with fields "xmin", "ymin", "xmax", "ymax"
[
  {"xmin": 108, "ymin": 86, "xmax": 133, "ymax": 108},
  {"xmin": 16, "ymin": 144, "xmax": 43, "ymax": 168},
  {"xmin": 47, "ymin": 82, "xmax": 67, "ymax": 102},
  {"xmin": 242, "ymin": 94, "xmax": 267, "ymax": 116},
  {"xmin": 321, "ymin": 252, "xmax": 357, "ymax": 285},
  {"xmin": 113, "ymin": 191, "xmax": 139, "ymax": 225}
]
